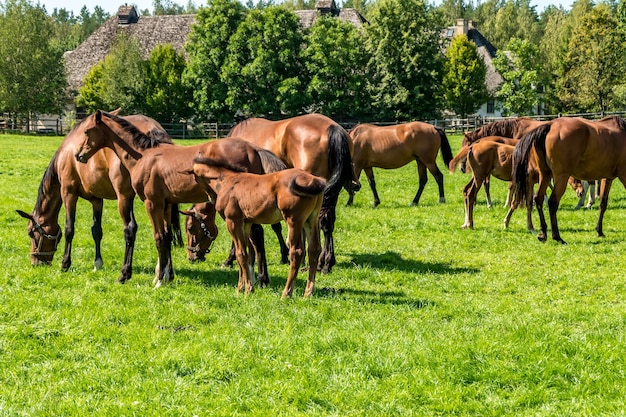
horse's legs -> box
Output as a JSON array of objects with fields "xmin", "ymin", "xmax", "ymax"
[
  {"xmin": 117, "ymin": 194, "xmax": 137, "ymax": 283},
  {"xmin": 503, "ymin": 182, "xmax": 513, "ymax": 208},
  {"xmin": 547, "ymin": 175, "xmax": 569, "ymax": 244},
  {"xmin": 91, "ymin": 199, "xmax": 104, "ymax": 271},
  {"xmin": 484, "ymin": 175, "xmax": 493, "ymax": 208},
  {"xmin": 461, "ymin": 178, "xmax": 474, "ymax": 228},
  {"xmin": 282, "ymin": 220, "xmax": 305, "ymax": 298},
  {"xmin": 317, "ymin": 201, "xmax": 336, "ymax": 275},
  {"xmin": 249, "ymin": 224, "xmax": 268, "ymax": 287},
  {"xmin": 222, "ymin": 244, "xmax": 236, "ymax": 268},
  {"xmin": 534, "ymin": 175, "xmax": 552, "ymax": 242},
  {"xmin": 227, "ymin": 219, "xmax": 253, "ymax": 294},
  {"xmin": 411, "ymin": 161, "xmax": 428, "ymax": 206},
  {"xmin": 146, "ymin": 200, "xmax": 173, "ymax": 288},
  {"xmin": 595, "ymin": 178, "xmax": 613, "ymax": 238},
  {"xmin": 526, "ymin": 181, "xmax": 535, "ymax": 232},
  {"xmin": 303, "ymin": 217, "xmax": 322, "ymax": 298},
  {"xmin": 425, "ymin": 160, "xmax": 446, "ymax": 204},
  {"xmin": 463, "ymin": 176, "xmax": 482, "ymax": 229},
  {"xmin": 587, "ymin": 180, "xmax": 598, "ymax": 208},
  {"xmin": 271, "ymin": 222, "xmax": 289, "ymax": 264},
  {"xmin": 346, "ymin": 166, "xmax": 362, "ymax": 207},
  {"xmin": 364, "ymin": 167, "xmax": 380, "ymax": 207},
  {"xmin": 60, "ymin": 194, "xmax": 79, "ymax": 272},
  {"xmin": 575, "ymin": 181, "xmax": 589, "ymax": 209}
]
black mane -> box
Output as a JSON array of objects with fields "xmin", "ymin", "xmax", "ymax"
[
  {"xmin": 101, "ymin": 111, "xmax": 161, "ymax": 149},
  {"xmin": 193, "ymin": 156, "xmax": 249, "ymax": 173}
]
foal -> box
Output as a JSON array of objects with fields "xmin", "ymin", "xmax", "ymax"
[{"xmin": 191, "ymin": 157, "xmax": 326, "ymax": 298}]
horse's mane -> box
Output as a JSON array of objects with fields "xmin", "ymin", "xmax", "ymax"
[
  {"xmin": 34, "ymin": 150, "xmax": 61, "ymax": 212},
  {"xmin": 101, "ymin": 111, "xmax": 161, "ymax": 149},
  {"xmin": 475, "ymin": 119, "xmax": 519, "ymax": 138},
  {"xmin": 599, "ymin": 115, "xmax": 626, "ymax": 132},
  {"xmin": 257, "ymin": 149, "xmax": 287, "ymax": 173},
  {"xmin": 193, "ymin": 156, "xmax": 249, "ymax": 173},
  {"xmin": 227, "ymin": 117, "xmax": 254, "ymax": 137}
]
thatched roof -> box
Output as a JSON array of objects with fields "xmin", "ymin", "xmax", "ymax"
[
  {"xmin": 64, "ymin": 4, "xmax": 368, "ymax": 93},
  {"xmin": 443, "ymin": 19, "xmax": 503, "ymax": 94},
  {"xmin": 64, "ymin": 7, "xmax": 195, "ymax": 92}
]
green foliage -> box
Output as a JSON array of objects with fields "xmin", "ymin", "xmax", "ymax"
[
  {"xmin": 222, "ymin": 6, "xmax": 306, "ymax": 117},
  {"xmin": 75, "ymin": 61, "xmax": 108, "ymax": 112},
  {"xmin": 493, "ymin": 38, "xmax": 541, "ymax": 116},
  {"xmin": 442, "ymin": 34, "xmax": 489, "ymax": 117},
  {"xmin": 558, "ymin": 5, "xmax": 626, "ymax": 112},
  {"xmin": 472, "ymin": 0, "xmax": 541, "ymax": 50},
  {"xmin": 4, "ymin": 134, "xmax": 626, "ymax": 414},
  {"xmin": 183, "ymin": 0, "xmax": 246, "ymax": 121},
  {"xmin": 145, "ymin": 44, "xmax": 192, "ymax": 122},
  {"xmin": 365, "ymin": 0, "xmax": 444, "ymax": 120},
  {"xmin": 76, "ymin": 32, "xmax": 146, "ymax": 114},
  {"xmin": 0, "ymin": 0, "xmax": 67, "ymax": 116},
  {"xmin": 302, "ymin": 16, "xmax": 370, "ymax": 121}
]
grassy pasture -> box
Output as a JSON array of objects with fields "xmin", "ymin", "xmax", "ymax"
[{"xmin": 1, "ymin": 133, "xmax": 625, "ymax": 416}]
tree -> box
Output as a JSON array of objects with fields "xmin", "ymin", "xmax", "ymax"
[
  {"xmin": 441, "ymin": 34, "xmax": 489, "ymax": 117},
  {"xmin": 75, "ymin": 61, "xmax": 108, "ymax": 112},
  {"xmin": 492, "ymin": 38, "xmax": 541, "ymax": 116},
  {"xmin": 222, "ymin": 6, "xmax": 306, "ymax": 117},
  {"xmin": 473, "ymin": 0, "xmax": 540, "ymax": 49},
  {"xmin": 302, "ymin": 16, "xmax": 370, "ymax": 120},
  {"xmin": 365, "ymin": 0, "xmax": 444, "ymax": 120},
  {"xmin": 75, "ymin": 32, "xmax": 146, "ymax": 114},
  {"xmin": 145, "ymin": 44, "xmax": 192, "ymax": 122},
  {"xmin": 538, "ymin": 6, "xmax": 569, "ymax": 113},
  {"xmin": 0, "ymin": 0, "xmax": 67, "ymax": 119},
  {"xmin": 183, "ymin": 0, "xmax": 246, "ymax": 121},
  {"xmin": 558, "ymin": 5, "xmax": 626, "ymax": 112}
]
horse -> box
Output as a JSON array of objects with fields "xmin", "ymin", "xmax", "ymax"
[
  {"xmin": 512, "ymin": 116, "xmax": 626, "ymax": 243},
  {"xmin": 462, "ymin": 117, "xmax": 547, "ymax": 146},
  {"xmin": 227, "ymin": 114, "xmax": 358, "ymax": 274},
  {"xmin": 190, "ymin": 156, "xmax": 326, "ymax": 298},
  {"xmin": 569, "ymin": 178, "xmax": 600, "ymax": 209},
  {"xmin": 347, "ymin": 122, "xmax": 453, "ymax": 207},
  {"xmin": 449, "ymin": 140, "xmax": 536, "ymax": 231},
  {"xmin": 74, "ymin": 110, "xmax": 285, "ymax": 287},
  {"xmin": 16, "ymin": 111, "xmax": 182, "ymax": 283},
  {"xmin": 449, "ymin": 135, "xmax": 519, "ymax": 208}
]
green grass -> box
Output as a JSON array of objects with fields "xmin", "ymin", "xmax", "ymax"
[{"xmin": 2, "ymin": 133, "xmax": 626, "ymax": 416}]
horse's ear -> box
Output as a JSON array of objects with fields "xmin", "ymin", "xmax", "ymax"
[
  {"xmin": 16, "ymin": 209, "xmax": 34, "ymax": 221},
  {"xmin": 110, "ymin": 108, "xmax": 122, "ymax": 116},
  {"xmin": 95, "ymin": 110, "xmax": 102, "ymax": 124},
  {"xmin": 179, "ymin": 209, "xmax": 194, "ymax": 217}
]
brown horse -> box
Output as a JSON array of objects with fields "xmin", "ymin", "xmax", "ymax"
[
  {"xmin": 449, "ymin": 140, "xmax": 536, "ymax": 231},
  {"xmin": 463, "ymin": 117, "xmax": 547, "ymax": 146},
  {"xmin": 227, "ymin": 114, "xmax": 357, "ymax": 274},
  {"xmin": 75, "ymin": 110, "xmax": 285, "ymax": 287},
  {"xmin": 191, "ymin": 157, "xmax": 326, "ymax": 298},
  {"xmin": 512, "ymin": 116, "xmax": 626, "ymax": 243},
  {"xmin": 450, "ymin": 135, "xmax": 519, "ymax": 208},
  {"xmin": 347, "ymin": 122, "xmax": 453, "ymax": 207},
  {"xmin": 16, "ymin": 111, "xmax": 181, "ymax": 283}
]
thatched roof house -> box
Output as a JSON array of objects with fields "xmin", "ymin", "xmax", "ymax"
[{"xmin": 64, "ymin": 3, "xmax": 367, "ymax": 93}]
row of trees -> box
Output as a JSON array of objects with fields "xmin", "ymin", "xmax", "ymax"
[{"xmin": 2, "ymin": 0, "xmax": 626, "ymax": 124}]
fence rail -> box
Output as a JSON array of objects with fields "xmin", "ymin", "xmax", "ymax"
[{"xmin": 3, "ymin": 111, "xmax": 626, "ymax": 138}]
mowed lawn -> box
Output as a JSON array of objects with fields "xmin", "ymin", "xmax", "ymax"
[{"xmin": 1, "ymin": 133, "xmax": 625, "ymax": 416}]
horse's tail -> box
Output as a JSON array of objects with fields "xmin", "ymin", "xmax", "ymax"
[
  {"xmin": 169, "ymin": 204, "xmax": 183, "ymax": 247},
  {"xmin": 512, "ymin": 123, "xmax": 551, "ymax": 205},
  {"xmin": 258, "ymin": 148, "xmax": 287, "ymax": 173},
  {"xmin": 323, "ymin": 124, "xmax": 354, "ymax": 209},
  {"xmin": 436, "ymin": 127, "xmax": 454, "ymax": 167},
  {"xmin": 289, "ymin": 172, "xmax": 328, "ymax": 197},
  {"xmin": 448, "ymin": 146, "xmax": 470, "ymax": 174}
]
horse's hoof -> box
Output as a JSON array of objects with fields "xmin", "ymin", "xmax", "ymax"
[
  {"xmin": 537, "ymin": 234, "xmax": 547, "ymax": 242},
  {"xmin": 439, "ymin": 197, "xmax": 446, "ymax": 203}
]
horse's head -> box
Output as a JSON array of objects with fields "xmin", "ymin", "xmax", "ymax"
[
  {"xmin": 568, "ymin": 177, "xmax": 585, "ymax": 198},
  {"xmin": 16, "ymin": 210, "xmax": 62, "ymax": 266},
  {"xmin": 75, "ymin": 110, "xmax": 106, "ymax": 163},
  {"xmin": 180, "ymin": 204, "xmax": 218, "ymax": 262}
]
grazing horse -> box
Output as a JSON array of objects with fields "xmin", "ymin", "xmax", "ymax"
[
  {"xmin": 450, "ymin": 135, "xmax": 519, "ymax": 208},
  {"xmin": 347, "ymin": 122, "xmax": 453, "ymax": 207},
  {"xmin": 463, "ymin": 117, "xmax": 547, "ymax": 146},
  {"xmin": 191, "ymin": 157, "xmax": 326, "ymax": 298},
  {"xmin": 74, "ymin": 110, "xmax": 285, "ymax": 287},
  {"xmin": 16, "ymin": 111, "xmax": 180, "ymax": 283},
  {"xmin": 449, "ymin": 140, "xmax": 536, "ymax": 231},
  {"xmin": 227, "ymin": 114, "xmax": 357, "ymax": 274},
  {"xmin": 512, "ymin": 116, "xmax": 626, "ymax": 243}
]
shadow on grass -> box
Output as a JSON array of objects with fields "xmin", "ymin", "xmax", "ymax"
[{"xmin": 339, "ymin": 251, "xmax": 478, "ymax": 275}]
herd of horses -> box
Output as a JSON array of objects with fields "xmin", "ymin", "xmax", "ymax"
[{"xmin": 17, "ymin": 110, "xmax": 626, "ymax": 296}]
